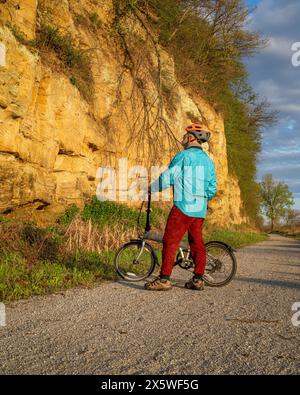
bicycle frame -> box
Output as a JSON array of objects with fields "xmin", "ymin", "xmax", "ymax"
[
  {"xmin": 118, "ymin": 190, "xmax": 237, "ymax": 286},
  {"xmin": 134, "ymin": 189, "xmax": 191, "ymax": 266},
  {"xmin": 133, "ymin": 189, "xmax": 236, "ymax": 269}
]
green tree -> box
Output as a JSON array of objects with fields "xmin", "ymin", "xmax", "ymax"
[
  {"xmin": 259, "ymin": 174, "xmax": 294, "ymax": 231},
  {"xmin": 285, "ymin": 208, "xmax": 300, "ymax": 231},
  {"xmin": 221, "ymin": 82, "xmax": 277, "ymax": 222}
]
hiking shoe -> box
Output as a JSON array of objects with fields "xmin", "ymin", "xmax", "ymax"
[
  {"xmin": 144, "ymin": 277, "xmax": 172, "ymax": 291},
  {"xmin": 185, "ymin": 278, "xmax": 205, "ymax": 291}
]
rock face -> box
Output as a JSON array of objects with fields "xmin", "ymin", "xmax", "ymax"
[{"xmin": 0, "ymin": 0, "xmax": 248, "ymax": 226}]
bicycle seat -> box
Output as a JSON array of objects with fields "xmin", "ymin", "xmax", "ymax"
[{"xmin": 144, "ymin": 231, "xmax": 189, "ymax": 249}]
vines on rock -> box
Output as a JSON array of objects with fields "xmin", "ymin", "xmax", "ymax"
[{"xmin": 112, "ymin": 0, "xmax": 180, "ymax": 167}]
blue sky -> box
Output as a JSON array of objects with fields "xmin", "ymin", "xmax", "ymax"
[
  {"xmin": 246, "ymin": 0, "xmax": 260, "ymax": 6},
  {"xmin": 244, "ymin": 0, "xmax": 300, "ymax": 210}
]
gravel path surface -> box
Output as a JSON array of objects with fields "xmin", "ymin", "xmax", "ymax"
[{"xmin": 0, "ymin": 234, "xmax": 299, "ymax": 375}]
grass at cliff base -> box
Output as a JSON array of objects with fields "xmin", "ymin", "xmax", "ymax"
[
  {"xmin": 0, "ymin": 199, "xmax": 268, "ymax": 302},
  {"xmin": 0, "ymin": 250, "xmax": 116, "ymax": 302},
  {"xmin": 205, "ymin": 229, "xmax": 268, "ymax": 248}
]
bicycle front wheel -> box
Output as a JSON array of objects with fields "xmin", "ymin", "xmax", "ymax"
[
  {"xmin": 203, "ymin": 241, "xmax": 237, "ymax": 287},
  {"xmin": 115, "ymin": 241, "xmax": 156, "ymax": 282}
]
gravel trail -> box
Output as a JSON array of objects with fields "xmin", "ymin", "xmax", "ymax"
[{"xmin": 0, "ymin": 234, "xmax": 299, "ymax": 374}]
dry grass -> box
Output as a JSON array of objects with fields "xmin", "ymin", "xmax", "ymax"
[
  {"xmin": 0, "ymin": 222, "xmax": 25, "ymax": 254},
  {"xmin": 64, "ymin": 216, "xmax": 137, "ymax": 253},
  {"xmin": 0, "ymin": 222, "xmax": 60, "ymax": 266}
]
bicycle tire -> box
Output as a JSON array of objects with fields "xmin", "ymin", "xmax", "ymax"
[
  {"xmin": 115, "ymin": 240, "xmax": 157, "ymax": 282},
  {"xmin": 203, "ymin": 241, "xmax": 237, "ymax": 287}
]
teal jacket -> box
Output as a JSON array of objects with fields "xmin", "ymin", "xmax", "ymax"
[{"xmin": 151, "ymin": 147, "xmax": 217, "ymax": 218}]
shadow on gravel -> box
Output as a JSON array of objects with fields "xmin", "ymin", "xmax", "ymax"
[
  {"xmin": 267, "ymin": 263, "xmax": 300, "ymax": 268},
  {"xmin": 271, "ymin": 244, "xmax": 300, "ymax": 248},
  {"xmin": 117, "ymin": 280, "xmax": 145, "ymax": 290},
  {"xmin": 117, "ymin": 276, "xmax": 190, "ymax": 290},
  {"xmin": 268, "ymin": 262, "xmax": 300, "ymax": 269},
  {"xmin": 274, "ymin": 271, "xmax": 300, "ymax": 277},
  {"xmin": 235, "ymin": 276, "xmax": 300, "ymax": 289},
  {"xmin": 241, "ymin": 247, "xmax": 300, "ymax": 255}
]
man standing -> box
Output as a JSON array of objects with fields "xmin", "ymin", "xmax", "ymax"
[{"xmin": 145, "ymin": 123, "xmax": 217, "ymax": 291}]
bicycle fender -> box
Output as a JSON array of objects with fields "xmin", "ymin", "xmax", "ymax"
[{"xmin": 205, "ymin": 240, "xmax": 237, "ymax": 253}]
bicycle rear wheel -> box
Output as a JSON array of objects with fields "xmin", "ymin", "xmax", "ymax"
[
  {"xmin": 203, "ymin": 241, "xmax": 237, "ymax": 287},
  {"xmin": 115, "ymin": 241, "xmax": 156, "ymax": 282}
]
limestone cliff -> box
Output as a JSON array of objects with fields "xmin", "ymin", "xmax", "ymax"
[{"xmin": 0, "ymin": 0, "xmax": 247, "ymax": 226}]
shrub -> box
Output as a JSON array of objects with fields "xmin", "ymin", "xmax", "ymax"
[
  {"xmin": 74, "ymin": 13, "xmax": 86, "ymax": 26},
  {"xmin": 58, "ymin": 204, "xmax": 81, "ymax": 225},
  {"xmin": 81, "ymin": 197, "xmax": 169, "ymax": 232},
  {"xmin": 82, "ymin": 197, "xmax": 142, "ymax": 229},
  {"xmin": 88, "ymin": 12, "xmax": 102, "ymax": 30},
  {"xmin": 36, "ymin": 24, "xmax": 94, "ymax": 101},
  {"xmin": 0, "ymin": 222, "xmax": 62, "ymax": 266},
  {"xmin": 6, "ymin": 23, "xmax": 37, "ymax": 51},
  {"xmin": 21, "ymin": 224, "xmax": 47, "ymax": 246},
  {"xmin": 7, "ymin": 22, "xmax": 94, "ymax": 101}
]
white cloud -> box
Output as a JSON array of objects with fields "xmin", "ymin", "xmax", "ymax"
[
  {"xmin": 259, "ymin": 150, "xmax": 300, "ymax": 161},
  {"xmin": 264, "ymin": 37, "xmax": 294, "ymax": 59},
  {"xmin": 255, "ymin": 79, "xmax": 300, "ymax": 113},
  {"xmin": 260, "ymin": 163, "xmax": 300, "ymax": 171},
  {"xmin": 287, "ymin": 120, "xmax": 297, "ymax": 130},
  {"xmin": 250, "ymin": 0, "xmax": 300, "ymax": 31},
  {"xmin": 293, "ymin": 197, "xmax": 300, "ymax": 209},
  {"xmin": 276, "ymin": 104, "xmax": 300, "ymax": 113}
]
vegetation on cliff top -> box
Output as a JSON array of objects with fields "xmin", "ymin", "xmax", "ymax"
[
  {"xmin": 7, "ymin": 21, "xmax": 94, "ymax": 101},
  {"xmin": 36, "ymin": 24, "xmax": 94, "ymax": 101}
]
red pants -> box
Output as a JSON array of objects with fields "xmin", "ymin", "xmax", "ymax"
[{"xmin": 160, "ymin": 206, "xmax": 206, "ymax": 278}]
